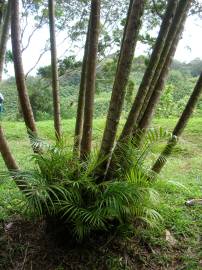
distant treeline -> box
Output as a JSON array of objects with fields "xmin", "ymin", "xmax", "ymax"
[{"xmin": 1, "ymin": 56, "xmax": 201, "ymax": 121}]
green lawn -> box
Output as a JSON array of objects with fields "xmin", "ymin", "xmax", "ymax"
[{"xmin": 0, "ymin": 117, "xmax": 202, "ymax": 269}]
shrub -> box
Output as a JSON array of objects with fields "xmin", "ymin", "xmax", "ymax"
[
  {"xmin": 0, "ymin": 128, "xmax": 170, "ymax": 242},
  {"xmin": 5, "ymin": 131, "xmax": 166, "ymax": 242}
]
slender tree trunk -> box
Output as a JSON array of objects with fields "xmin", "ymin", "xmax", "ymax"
[
  {"xmin": 48, "ymin": 0, "xmax": 61, "ymax": 139},
  {"xmin": 137, "ymin": 28, "xmax": 182, "ymax": 134},
  {"xmin": 0, "ymin": 1, "xmax": 18, "ymax": 169},
  {"xmin": 135, "ymin": 0, "xmax": 191, "ymax": 129},
  {"xmin": 0, "ymin": 1, "xmax": 29, "ymax": 195},
  {"xmin": 0, "ymin": 0, "xmax": 5, "ymax": 26},
  {"xmin": 73, "ymin": 20, "xmax": 90, "ymax": 157},
  {"xmin": 117, "ymin": 0, "xmax": 133, "ymax": 66},
  {"xmin": 0, "ymin": 125, "xmax": 27, "ymax": 191},
  {"xmin": 0, "ymin": 2, "xmax": 19, "ymax": 175},
  {"xmin": 11, "ymin": 0, "xmax": 37, "ymax": 137},
  {"xmin": 80, "ymin": 0, "xmax": 100, "ymax": 158},
  {"xmin": 0, "ymin": 125, "xmax": 19, "ymax": 170},
  {"xmin": 99, "ymin": 0, "xmax": 145, "ymax": 160},
  {"xmin": 120, "ymin": 0, "xmax": 190, "ymax": 141},
  {"xmin": 0, "ymin": 123, "xmax": 29, "ymax": 193},
  {"xmin": 0, "ymin": 0, "xmax": 10, "ymax": 81},
  {"xmin": 133, "ymin": 0, "xmax": 191, "ymax": 146},
  {"xmin": 152, "ymin": 72, "xmax": 202, "ymax": 174}
]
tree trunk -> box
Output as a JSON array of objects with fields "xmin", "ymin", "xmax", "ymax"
[
  {"xmin": 73, "ymin": 19, "xmax": 91, "ymax": 157},
  {"xmin": 0, "ymin": 125, "xmax": 27, "ymax": 191},
  {"xmin": 137, "ymin": 1, "xmax": 189, "ymax": 137},
  {"xmin": 117, "ymin": 0, "xmax": 133, "ymax": 67},
  {"xmin": 0, "ymin": 125, "xmax": 19, "ymax": 171},
  {"xmin": 80, "ymin": 0, "xmax": 100, "ymax": 158},
  {"xmin": 0, "ymin": 0, "xmax": 5, "ymax": 26},
  {"xmin": 135, "ymin": 0, "xmax": 191, "ymax": 129},
  {"xmin": 152, "ymin": 72, "xmax": 202, "ymax": 174},
  {"xmin": 48, "ymin": 0, "xmax": 61, "ymax": 139},
  {"xmin": 99, "ymin": 0, "xmax": 145, "ymax": 160},
  {"xmin": 0, "ymin": 1, "xmax": 19, "ymax": 177},
  {"xmin": 137, "ymin": 29, "xmax": 182, "ymax": 134},
  {"xmin": 120, "ymin": 0, "xmax": 190, "ymax": 141},
  {"xmin": 0, "ymin": 0, "xmax": 10, "ymax": 81},
  {"xmin": 11, "ymin": 0, "xmax": 38, "ymax": 138},
  {"xmin": 134, "ymin": 0, "xmax": 191, "ymax": 146}
]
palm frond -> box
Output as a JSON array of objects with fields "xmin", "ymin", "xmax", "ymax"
[{"xmin": 7, "ymin": 135, "xmax": 163, "ymax": 241}]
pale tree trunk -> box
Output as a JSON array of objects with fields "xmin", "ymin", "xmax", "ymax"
[
  {"xmin": 135, "ymin": 0, "xmax": 191, "ymax": 129},
  {"xmin": 0, "ymin": 125, "xmax": 26, "ymax": 191},
  {"xmin": 80, "ymin": 0, "xmax": 100, "ymax": 158},
  {"xmin": 120, "ymin": 0, "xmax": 190, "ymax": 141},
  {"xmin": 0, "ymin": 125, "xmax": 19, "ymax": 171},
  {"xmin": 0, "ymin": 0, "xmax": 5, "ymax": 26},
  {"xmin": 74, "ymin": 20, "xmax": 90, "ymax": 157},
  {"xmin": 11, "ymin": 0, "xmax": 38, "ymax": 138},
  {"xmin": 117, "ymin": 0, "xmax": 133, "ymax": 66},
  {"xmin": 133, "ymin": 0, "xmax": 191, "ymax": 147},
  {"xmin": 0, "ymin": 0, "xmax": 10, "ymax": 81},
  {"xmin": 0, "ymin": 124, "xmax": 27, "ymax": 191},
  {"xmin": 99, "ymin": 0, "xmax": 145, "ymax": 160},
  {"xmin": 137, "ymin": 28, "xmax": 182, "ymax": 134},
  {"xmin": 152, "ymin": 72, "xmax": 202, "ymax": 174},
  {"xmin": 0, "ymin": 1, "xmax": 18, "ymax": 173},
  {"xmin": 48, "ymin": 0, "xmax": 61, "ymax": 139},
  {"xmin": 136, "ymin": 2, "xmax": 190, "ymax": 134}
]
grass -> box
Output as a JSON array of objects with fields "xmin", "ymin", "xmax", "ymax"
[{"xmin": 0, "ymin": 117, "xmax": 202, "ymax": 269}]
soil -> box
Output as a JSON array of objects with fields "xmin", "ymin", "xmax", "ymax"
[{"xmin": 0, "ymin": 217, "xmax": 185, "ymax": 270}]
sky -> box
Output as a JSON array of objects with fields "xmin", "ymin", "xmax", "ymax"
[
  {"xmin": 174, "ymin": 14, "xmax": 202, "ymax": 62},
  {"xmin": 4, "ymin": 6, "xmax": 202, "ymax": 79}
]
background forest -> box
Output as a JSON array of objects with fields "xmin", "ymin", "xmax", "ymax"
[{"xmin": 1, "ymin": 56, "xmax": 202, "ymax": 121}]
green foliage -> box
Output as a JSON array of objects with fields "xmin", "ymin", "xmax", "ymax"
[
  {"xmin": 37, "ymin": 66, "xmax": 52, "ymax": 79},
  {"xmin": 113, "ymin": 127, "xmax": 171, "ymax": 179},
  {"xmin": 171, "ymin": 58, "xmax": 202, "ymax": 77},
  {"xmin": 8, "ymin": 133, "xmax": 164, "ymax": 242},
  {"xmin": 28, "ymin": 78, "xmax": 53, "ymax": 120},
  {"xmin": 156, "ymin": 78, "xmax": 200, "ymax": 118},
  {"xmin": 37, "ymin": 56, "xmax": 82, "ymax": 79},
  {"xmin": 0, "ymin": 57, "xmax": 201, "ymax": 121},
  {"xmin": 0, "ymin": 118, "xmax": 202, "ymax": 268},
  {"xmin": 155, "ymin": 84, "xmax": 189, "ymax": 118},
  {"xmin": 58, "ymin": 56, "xmax": 82, "ymax": 76},
  {"xmin": 157, "ymin": 84, "xmax": 175, "ymax": 118}
]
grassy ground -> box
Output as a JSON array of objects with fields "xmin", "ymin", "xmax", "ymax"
[{"xmin": 0, "ymin": 117, "xmax": 202, "ymax": 269}]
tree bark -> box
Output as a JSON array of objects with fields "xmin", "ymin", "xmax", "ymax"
[
  {"xmin": 152, "ymin": 72, "xmax": 202, "ymax": 174},
  {"xmin": 120, "ymin": 0, "xmax": 190, "ymax": 141},
  {"xmin": 0, "ymin": 2, "xmax": 19, "ymax": 177},
  {"xmin": 0, "ymin": 0, "xmax": 5, "ymax": 26},
  {"xmin": 134, "ymin": 0, "xmax": 191, "ymax": 146},
  {"xmin": 135, "ymin": 0, "xmax": 191, "ymax": 129},
  {"xmin": 99, "ymin": 0, "xmax": 145, "ymax": 160},
  {"xmin": 137, "ymin": 29, "xmax": 181, "ymax": 134},
  {"xmin": 0, "ymin": 125, "xmax": 27, "ymax": 191},
  {"xmin": 48, "ymin": 0, "xmax": 61, "ymax": 139},
  {"xmin": 0, "ymin": 0, "xmax": 10, "ymax": 81},
  {"xmin": 117, "ymin": 0, "xmax": 133, "ymax": 67},
  {"xmin": 80, "ymin": 0, "xmax": 100, "ymax": 158},
  {"xmin": 0, "ymin": 125, "xmax": 19, "ymax": 171},
  {"xmin": 73, "ymin": 19, "xmax": 91, "ymax": 157},
  {"xmin": 11, "ymin": 0, "xmax": 37, "ymax": 137}
]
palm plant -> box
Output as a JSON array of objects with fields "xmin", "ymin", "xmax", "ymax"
[{"xmin": 4, "ymin": 128, "xmax": 168, "ymax": 242}]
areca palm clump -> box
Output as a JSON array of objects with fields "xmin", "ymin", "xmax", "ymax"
[
  {"xmin": 0, "ymin": 0, "xmax": 202, "ymax": 242},
  {"xmin": 9, "ymin": 131, "xmax": 164, "ymax": 241}
]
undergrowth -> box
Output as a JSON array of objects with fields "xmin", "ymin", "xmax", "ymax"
[{"xmin": 0, "ymin": 128, "xmax": 170, "ymax": 242}]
